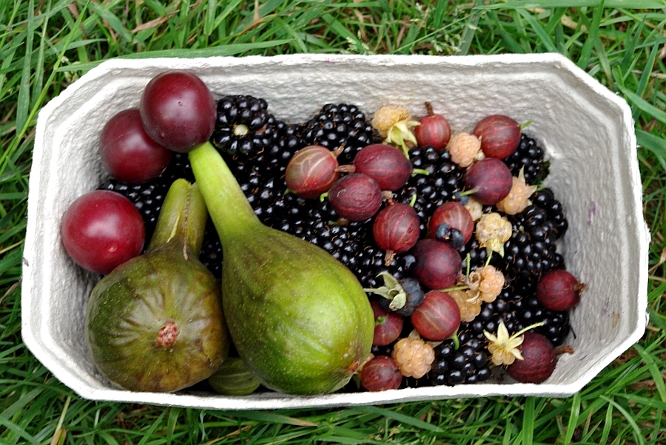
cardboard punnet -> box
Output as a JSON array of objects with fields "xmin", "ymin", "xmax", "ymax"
[{"xmin": 22, "ymin": 54, "xmax": 649, "ymax": 409}]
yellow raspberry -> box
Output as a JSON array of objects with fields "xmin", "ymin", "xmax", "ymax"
[
  {"xmin": 464, "ymin": 197, "xmax": 484, "ymax": 221},
  {"xmin": 470, "ymin": 265, "xmax": 504, "ymax": 303},
  {"xmin": 495, "ymin": 170, "xmax": 537, "ymax": 215},
  {"xmin": 391, "ymin": 333, "xmax": 435, "ymax": 378},
  {"xmin": 448, "ymin": 132, "xmax": 482, "ymax": 167},
  {"xmin": 450, "ymin": 289, "xmax": 482, "ymax": 322},
  {"xmin": 371, "ymin": 106, "xmax": 412, "ymax": 138},
  {"xmin": 475, "ymin": 212, "xmax": 512, "ymax": 256}
]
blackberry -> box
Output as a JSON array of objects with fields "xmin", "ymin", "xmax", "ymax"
[
  {"xmin": 211, "ymin": 95, "xmax": 282, "ymax": 157},
  {"xmin": 97, "ymin": 152, "xmax": 194, "ymax": 243},
  {"xmin": 300, "ymin": 103, "xmax": 374, "ymax": 164},
  {"xmin": 429, "ymin": 328, "xmax": 492, "ymax": 386},
  {"xmin": 199, "ymin": 219, "xmax": 223, "ymax": 279},
  {"xmin": 504, "ymin": 133, "xmax": 548, "ymax": 184},
  {"xmin": 503, "ymin": 202, "xmax": 564, "ymax": 285},
  {"xmin": 395, "ymin": 146, "xmax": 465, "ymax": 231}
]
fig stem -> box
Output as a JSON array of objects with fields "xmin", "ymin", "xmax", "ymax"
[
  {"xmin": 189, "ymin": 142, "xmax": 260, "ymax": 242},
  {"xmin": 146, "ymin": 179, "xmax": 207, "ymax": 257}
]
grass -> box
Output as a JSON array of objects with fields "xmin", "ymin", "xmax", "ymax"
[{"xmin": 1, "ymin": 0, "xmax": 665, "ymax": 443}]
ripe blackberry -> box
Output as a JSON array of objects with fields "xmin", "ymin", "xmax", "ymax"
[
  {"xmin": 503, "ymin": 202, "xmax": 565, "ymax": 284},
  {"xmin": 97, "ymin": 152, "xmax": 194, "ymax": 244},
  {"xmin": 211, "ymin": 95, "xmax": 282, "ymax": 157},
  {"xmin": 300, "ymin": 103, "xmax": 373, "ymax": 164},
  {"xmin": 395, "ymin": 146, "xmax": 465, "ymax": 231},
  {"xmin": 199, "ymin": 219, "xmax": 223, "ymax": 279},
  {"xmin": 504, "ymin": 133, "xmax": 547, "ymax": 184},
  {"xmin": 429, "ymin": 328, "xmax": 492, "ymax": 386}
]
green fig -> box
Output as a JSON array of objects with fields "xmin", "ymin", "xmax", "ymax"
[
  {"xmin": 85, "ymin": 179, "xmax": 230, "ymax": 392},
  {"xmin": 189, "ymin": 141, "xmax": 374, "ymax": 395},
  {"xmin": 208, "ymin": 357, "xmax": 262, "ymax": 396}
]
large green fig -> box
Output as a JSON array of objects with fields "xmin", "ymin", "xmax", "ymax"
[
  {"xmin": 85, "ymin": 179, "xmax": 230, "ymax": 392},
  {"xmin": 189, "ymin": 142, "xmax": 374, "ymax": 395}
]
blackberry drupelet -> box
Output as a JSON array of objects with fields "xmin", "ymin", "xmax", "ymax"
[
  {"xmin": 504, "ymin": 133, "xmax": 548, "ymax": 184},
  {"xmin": 430, "ymin": 328, "xmax": 492, "ymax": 386},
  {"xmin": 211, "ymin": 95, "xmax": 282, "ymax": 157},
  {"xmin": 395, "ymin": 146, "xmax": 465, "ymax": 232},
  {"xmin": 300, "ymin": 103, "xmax": 374, "ymax": 164}
]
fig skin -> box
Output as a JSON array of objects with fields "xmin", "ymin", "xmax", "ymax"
[
  {"xmin": 190, "ymin": 142, "xmax": 374, "ymax": 396},
  {"xmin": 86, "ymin": 249, "xmax": 228, "ymax": 392}
]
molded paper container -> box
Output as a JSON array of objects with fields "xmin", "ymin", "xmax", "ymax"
[{"xmin": 22, "ymin": 54, "xmax": 649, "ymax": 409}]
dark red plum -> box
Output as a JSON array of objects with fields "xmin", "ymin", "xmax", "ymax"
[
  {"xmin": 140, "ymin": 71, "xmax": 216, "ymax": 152},
  {"xmin": 100, "ymin": 108, "xmax": 172, "ymax": 184},
  {"xmin": 61, "ymin": 190, "xmax": 145, "ymax": 275}
]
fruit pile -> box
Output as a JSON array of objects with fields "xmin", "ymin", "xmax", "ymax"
[{"xmin": 62, "ymin": 70, "xmax": 585, "ymax": 396}]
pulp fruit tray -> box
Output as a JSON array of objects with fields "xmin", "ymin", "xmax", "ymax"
[{"xmin": 22, "ymin": 53, "xmax": 649, "ymax": 409}]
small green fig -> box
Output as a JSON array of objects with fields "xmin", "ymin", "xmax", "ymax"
[
  {"xmin": 85, "ymin": 179, "xmax": 230, "ymax": 393},
  {"xmin": 208, "ymin": 357, "xmax": 262, "ymax": 396}
]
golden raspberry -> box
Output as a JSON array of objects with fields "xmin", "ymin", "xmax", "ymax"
[
  {"xmin": 391, "ymin": 333, "xmax": 435, "ymax": 378},
  {"xmin": 475, "ymin": 212, "xmax": 512, "ymax": 255},
  {"xmin": 465, "ymin": 265, "xmax": 505, "ymax": 303},
  {"xmin": 450, "ymin": 289, "xmax": 482, "ymax": 322},
  {"xmin": 371, "ymin": 106, "xmax": 412, "ymax": 138},
  {"xmin": 495, "ymin": 171, "xmax": 537, "ymax": 215},
  {"xmin": 448, "ymin": 132, "xmax": 482, "ymax": 167},
  {"xmin": 464, "ymin": 197, "xmax": 484, "ymax": 221}
]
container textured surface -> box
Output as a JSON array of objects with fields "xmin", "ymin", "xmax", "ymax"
[{"xmin": 22, "ymin": 54, "xmax": 649, "ymax": 409}]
